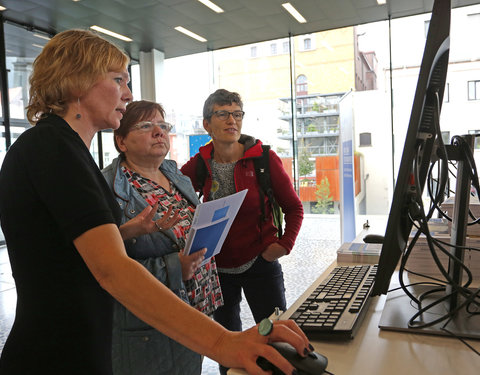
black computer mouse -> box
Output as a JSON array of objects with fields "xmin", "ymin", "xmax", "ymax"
[
  {"xmin": 256, "ymin": 342, "xmax": 328, "ymax": 375},
  {"xmin": 363, "ymin": 234, "xmax": 384, "ymax": 244}
]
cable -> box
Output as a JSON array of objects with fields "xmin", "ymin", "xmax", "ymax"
[{"xmin": 394, "ymin": 90, "xmax": 480, "ymax": 334}]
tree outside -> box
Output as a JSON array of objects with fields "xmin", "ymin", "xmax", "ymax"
[
  {"xmin": 299, "ymin": 140, "xmax": 315, "ymax": 183},
  {"xmin": 312, "ymin": 177, "xmax": 334, "ymax": 214}
]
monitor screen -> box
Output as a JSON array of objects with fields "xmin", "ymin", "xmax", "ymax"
[{"xmin": 371, "ymin": 0, "xmax": 450, "ymax": 297}]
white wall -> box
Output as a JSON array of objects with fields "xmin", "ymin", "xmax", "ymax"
[{"xmin": 353, "ymin": 90, "xmax": 393, "ymax": 214}]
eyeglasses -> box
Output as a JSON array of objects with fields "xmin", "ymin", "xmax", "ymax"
[
  {"xmin": 211, "ymin": 110, "xmax": 245, "ymax": 121},
  {"xmin": 131, "ymin": 121, "xmax": 173, "ymax": 133}
]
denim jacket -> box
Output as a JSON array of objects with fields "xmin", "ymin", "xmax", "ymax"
[{"xmin": 102, "ymin": 156, "xmax": 202, "ymax": 375}]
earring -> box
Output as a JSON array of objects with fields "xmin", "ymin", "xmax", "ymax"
[{"xmin": 75, "ymin": 98, "xmax": 81, "ymax": 119}]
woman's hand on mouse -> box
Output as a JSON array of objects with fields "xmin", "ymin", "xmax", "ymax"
[{"xmin": 211, "ymin": 319, "xmax": 312, "ymax": 375}]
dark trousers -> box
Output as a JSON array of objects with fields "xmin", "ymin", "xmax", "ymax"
[{"xmin": 214, "ymin": 256, "xmax": 287, "ymax": 375}]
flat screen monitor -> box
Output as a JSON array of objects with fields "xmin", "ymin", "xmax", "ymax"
[{"xmin": 371, "ymin": 0, "xmax": 480, "ymax": 339}]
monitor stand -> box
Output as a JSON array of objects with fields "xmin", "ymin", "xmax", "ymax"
[
  {"xmin": 379, "ymin": 284, "xmax": 480, "ymax": 340},
  {"xmin": 380, "ymin": 135, "xmax": 480, "ymax": 340}
]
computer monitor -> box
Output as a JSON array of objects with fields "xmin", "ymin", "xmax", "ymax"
[{"xmin": 371, "ymin": 0, "xmax": 480, "ymax": 339}]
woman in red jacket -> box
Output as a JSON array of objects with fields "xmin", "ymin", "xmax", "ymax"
[{"xmin": 181, "ymin": 89, "xmax": 304, "ymax": 375}]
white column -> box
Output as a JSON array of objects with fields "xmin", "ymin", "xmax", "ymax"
[{"xmin": 139, "ymin": 49, "xmax": 165, "ymax": 103}]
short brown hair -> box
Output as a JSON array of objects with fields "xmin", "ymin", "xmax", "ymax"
[
  {"xmin": 114, "ymin": 100, "xmax": 166, "ymax": 155},
  {"xmin": 26, "ymin": 29, "xmax": 129, "ymax": 124},
  {"xmin": 203, "ymin": 89, "xmax": 243, "ymax": 120}
]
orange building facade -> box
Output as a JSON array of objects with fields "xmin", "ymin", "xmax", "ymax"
[{"xmin": 281, "ymin": 154, "xmax": 361, "ymax": 204}]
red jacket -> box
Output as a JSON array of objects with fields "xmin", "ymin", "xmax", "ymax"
[{"xmin": 180, "ymin": 135, "xmax": 303, "ymax": 268}]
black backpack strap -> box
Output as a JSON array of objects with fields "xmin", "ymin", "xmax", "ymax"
[
  {"xmin": 254, "ymin": 145, "xmax": 284, "ymax": 238},
  {"xmin": 254, "ymin": 145, "xmax": 270, "ymax": 223}
]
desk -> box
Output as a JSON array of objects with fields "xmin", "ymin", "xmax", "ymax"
[{"xmin": 229, "ymin": 261, "xmax": 480, "ymax": 375}]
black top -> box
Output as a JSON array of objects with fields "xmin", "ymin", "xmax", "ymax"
[{"xmin": 0, "ymin": 115, "xmax": 121, "ymax": 374}]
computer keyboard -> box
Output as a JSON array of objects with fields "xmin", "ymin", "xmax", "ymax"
[{"xmin": 285, "ymin": 264, "xmax": 378, "ymax": 340}]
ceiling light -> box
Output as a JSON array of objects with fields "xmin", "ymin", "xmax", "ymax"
[
  {"xmin": 282, "ymin": 3, "xmax": 307, "ymax": 24},
  {"xmin": 0, "ymin": 6, "xmax": 6, "ymax": 11},
  {"xmin": 174, "ymin": 26, "xmax": 207, "ymax": 42},
  {"xmin": 197, "ymin": 0, "xmax": 224, "ymax": 13},
  {"xmin": 377, "ymin": 0, "xmax": 387, "ymax": 4},
  {"xmin": 33, "ymin": 33, "xmax": 51, "ymax": 41},
  {"xmin": 90, "ymin": 26, "xmax": 132, "ymax": 42},
  {"xmin": 32, "ymin": 44, "xmax": 45, "ymax": 49}
]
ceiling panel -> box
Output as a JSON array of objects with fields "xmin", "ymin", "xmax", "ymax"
[
  {"xmin": 317, "ymin": 0, "xmax": 359, "ymax": 21},
  {"xmin": 1, "ymin": 0, "xmax": 479, "ymax": 61}
]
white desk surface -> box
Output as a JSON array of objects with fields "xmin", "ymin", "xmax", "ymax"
[{"xmin": 228, "ymin": 261, "xmax": 480, "ymax": 375}]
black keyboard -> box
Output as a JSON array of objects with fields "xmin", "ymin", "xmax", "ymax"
[{"xmin": 285, "ymin": 264, "xmax": 378, "ymax": 340}]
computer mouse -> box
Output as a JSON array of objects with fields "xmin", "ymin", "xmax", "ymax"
[
  {"xmin": 363, "ymin": 234, "xmax": 384, "ymax": 244},
  {"xmin": 256, "ymin": 342, "xmax": 328, "ymax": 375}
]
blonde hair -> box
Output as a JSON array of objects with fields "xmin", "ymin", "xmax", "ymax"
[{"xmin": 26, "ymin": 29, "xmax": 129, "ymax": 124}]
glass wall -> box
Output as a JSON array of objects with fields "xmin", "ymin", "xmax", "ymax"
[
  {"xmin": 144, "ymin": 4, "xmax": 480, "ymax": 223},
  {"xmin": 0, "ymin": 25, "xmax": 40, "ymax": 149},
  {"xmin": 0, "ymin": 22, "xmax": 45, "ymax": 244},
  {"xmin": 389, "ymin": 5, "xmax": 480, "ymax": 209},
  {"xmin": 2, "ymin": 5, "xmax": 480, "ymax": 243},
  {"xmin": 353, "ymin": 21, "xmax": 392, "ymax": 216},
  {"xmin": 157, "ymin": 24, "xmax": 392, "ymax": 218}
]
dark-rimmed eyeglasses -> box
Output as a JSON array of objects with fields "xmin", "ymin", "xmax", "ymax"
[
  {"xmin": 210, "ymin": 110, "xmax": 245, "ymax": 121},
  {"xmin": 131, "ymin": 121, "xmax": 173, "ymax": 133}
]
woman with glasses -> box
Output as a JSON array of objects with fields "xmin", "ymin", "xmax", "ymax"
[
  {"xmin": 181, "ymin": 89, "xmax": 304, "ymax": 375},
  {"xmin": 102, "ymin": 100, "xmax": 224, "ymax": 375},
  {"xmin": 0, "ymin": 31, "xmax": 312, "ymax": 375}
]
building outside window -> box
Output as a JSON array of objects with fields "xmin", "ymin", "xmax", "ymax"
[
  {"xmin": 270, "ymin": 43, "xmax": 277, "ymax": 55},
  {"xmin": 303, "ymin": 37, "xmax": 312, "ymax": 50},
  {"xmin": 468, "ymin": 80, "xmax": 480, "ymax": 100},
  {"xmin": 359, "ymin": 132, "xmax": 372, "ymax": 147},
  {"xmin": 296, "ymin": 75, "xmax": 308, "ymax": 96}
]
